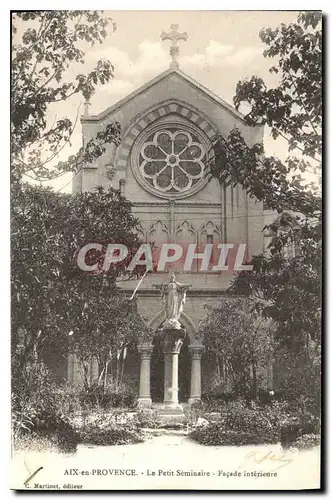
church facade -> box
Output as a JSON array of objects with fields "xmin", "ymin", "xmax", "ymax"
[{"xmin": 69, "ymin": 26, "xmax": 269, "ymax": 405}]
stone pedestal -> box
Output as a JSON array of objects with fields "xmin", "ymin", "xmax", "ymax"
[
  {"xmin": 159, "ymin": 328, "xmax": 186, "ymax": 417},
  {"xmin": 137, "ymin": 341, "xmax": 153, "ymax": 408},
  {"xmin": 188, "ymin": 345, "xmax": 204, "ymax": 404}
]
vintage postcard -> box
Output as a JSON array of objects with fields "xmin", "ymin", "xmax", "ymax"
[{"xmin": 10, "ymin": 9, "xmax": 322, "ymax": 491}]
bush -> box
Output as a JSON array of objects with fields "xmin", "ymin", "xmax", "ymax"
[
  {"xmin": 80, "ymin": 426, "xmax": 143, "ymax": 446},
  {"xmin": 12, "ymin": 361, "xmax": 80, "ymax": 453},
  {"xmin": 280, "ymin": 412, "xmax": 320, "ymax": 448},
  {"xmin": 78, "ymin": 381, "xmax": 137, "ymax": 410},
  {"xmin": 21, "ymin": 411, "xmax": 79, "ymax": 453},
  {"xmin": 293, "ymin": 433, "xmax": 320, "ymax": 450},
  {"xmin": 191, "ymin": 426, "xmax": 278, "ymax": 446},
  {"xmin": 202, "ymin": 389, "xmax": 239, "ymax": 405},
  {"xmin": 220, "ymin": 400, "xmax": 279, "ymax": 437},
  {"xmin": 53, "ymin": 383, "xmax": 81, "ymax": 415},
  {"xmin": 136, "ymin": 409, "xmax": 162, "ymax": 429},
  {"xmin": 79, "ymin": 413, "xmax": 143, "ymax": 446},
  {"xmin": 189, "ymin": 400, "xmax": 283, "ymax": 446}
]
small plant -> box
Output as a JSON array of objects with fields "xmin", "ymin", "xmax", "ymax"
[
  {"xmin": 12, "ymin": 359, "xmax": 80, "ymax": 453},
  {"xmin": 78, "ymin": 380, "xmax": 137, "ymax": 410},
  {"xmin": 189, "ymin": 399, "xmax": 283, "ymax": 446},
  {"xmin": 79, "ymin": 413, "xmax": 143, "ymax": 446},
  {"xmin": 293, "ymin": 434, "xmax": 320, "ymax": 450},
  {"xmin": 191, "ymin": 426, "xmax": 279, "ymax": 446},
  {"xmin": 136, "ymin": 409, "xmax": 162, "ymax": 429}
]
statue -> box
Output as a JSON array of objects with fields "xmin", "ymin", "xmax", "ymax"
[{"xmin": 157, "ymin": 274, "xmax": 191, "ymax": 330}]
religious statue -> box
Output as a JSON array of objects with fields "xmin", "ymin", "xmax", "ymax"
[{"xmin": 158, "ymin": 274, "xmax": 191, "ymax": 330}]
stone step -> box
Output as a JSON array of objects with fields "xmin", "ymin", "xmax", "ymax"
[{"xmin": 141, "ymin": 427, "xmax": 189, "ymax": 437}]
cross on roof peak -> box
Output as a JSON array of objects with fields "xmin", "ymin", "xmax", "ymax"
[{"xmin": 161, "ymin": 24, "xmax": 188, "ymax": 70}]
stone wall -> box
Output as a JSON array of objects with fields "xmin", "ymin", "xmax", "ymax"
[{"xmin": 67, "ymin": 69, "xmax": 269, "ymax": 393}]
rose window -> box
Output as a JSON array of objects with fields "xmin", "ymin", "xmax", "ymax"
[{"xmin": 139, "ymin": 129, "xmax": 207, "ymax": 193}]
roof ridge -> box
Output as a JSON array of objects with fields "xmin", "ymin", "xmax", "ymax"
[{"xmin": 81, "ymin": 68, "xmax": 246, "ymax": 123}]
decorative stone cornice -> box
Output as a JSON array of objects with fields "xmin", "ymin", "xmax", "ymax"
[
  {"xmin": 137, "ymin": 341, "xmax": 153, "ymax": 358},
  {"xmin": 120, "ymin": 288, "xmax": 232, "ymax": 297},
  {"xmin": 132, "ymin": 201, "xmax": 222, "ymax": 207}
]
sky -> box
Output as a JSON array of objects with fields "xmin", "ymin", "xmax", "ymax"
[{"xmin": 16, "ymin": 10, "xmax": 314, "ymax": 193}]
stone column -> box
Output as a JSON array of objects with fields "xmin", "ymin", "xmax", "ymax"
[
  {"xmin": 161, "ymin": 328, "xmax": 186, "ymax": 413},
  {"xmin": 119, "ymin": 178, "xmax": 125, "ymax": 196},
  {"xmin": 163, "ymin": 353, "xmax": 173, "ymax": 405},
  {"xmin": 137, "ymin": 342, "xmax": 153, "ymax": 408},
  {"xmin": 188, "ymin": 345, "xmax": 204, "ymax": 405}
]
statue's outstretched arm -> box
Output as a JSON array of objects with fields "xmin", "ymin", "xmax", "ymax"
[{"xmin": 175, "ymin": 282, "xmax": 191, "ymax": 291}]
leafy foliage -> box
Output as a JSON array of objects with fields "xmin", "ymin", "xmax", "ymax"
[
  {"xmin": 79, "ymin": 413, "xmax": 143, "ymax": 446},
  {"xmin": 11, "ymin": 12, "xmax": 152, "ymax": 434},
  {"xmin": 209, "ymin": 12, "xmax": 322, "ymax": 402},
  {"xmin": 199, "ymin": 298, "xmax": 274, "ymax": 398},
  {"xmin": 12, "ymin": 358, "xmax": 79, "ymax": 453},
  {"xmin": 191, "ymin": 428, "xmax": 275, "ymax": 447},
  {"xmin": 11, "ymin": 183, "xmax": 150, "ymax": 385},
  {"xmin": 293, "ymin": 433, "xmax": 320, "ymax": 450},
  {"xmin": 190, "ymin": 400, "xmax": 280, "ymax": 446},
  {"xmin": 77, "ymin": 381, "xmax": 137, "ymax": 410},
  {"xmin": 209, "ymin": 128, "xmax": 320, "ymax": 216},
  {"xmin": 12, "ymin": 11, "xmax": 120, "ymax": 182},
  {"xmin": 189, "ymin": 397, "xmax": 320, "ymax": 447},
  {"xmin": 234, "ymin": 12, "xmax": 321, "ymax": 161}
]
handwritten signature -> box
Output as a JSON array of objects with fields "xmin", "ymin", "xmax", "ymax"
[
  {"xmin": 24, "ymin": 458, "xmax": 43, "ymax": 487},
  {"xmin": 239, "ymin": 449, "xmax": 296, "ymax": 472}
]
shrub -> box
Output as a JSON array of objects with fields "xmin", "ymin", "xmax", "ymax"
[
  {"xmin": 12, "ymin": 361, "xmax": 80, "ymax": 453},
  {"xmin": 190, "ymin": 426, "xmax": 278, "ymax": 446},
  {"xmin": 53, "ymin": 383, "xmax": 81, "ymax": 415},
  {"xmin": 79, "ymin": 414, "xmax": 143, "ymax": 446},
  {"xmin": 24, "ymin": 411, "xmax": 79, "ymax": 453},
  {"xmin": 202, "ymin": 388, "xmax": 239, "ymax": 405},
  {"xmin": 78, "ymin": 381, "xmax": 137, "ymax": 410},
  {"xmin": 293, "ymin": 433, "xmax": 320, "ymax": 450},
  {"xmin": 136, "ymin": 409, "xmax": 162, "ymax": 429},
  {"xmin": 280, "ymin": 412, "xmax": 321, "ymax": 448},
  {"xmin": 220, "ymin": 400, "xmax": 279, "ymax": 437},
  {"xmin": 189, "ymin": 400, "xmax": 284, "ymax": 446},
  {"xmin": 80, "ymin": 425, "xmax": 143, "ymax": 446}
]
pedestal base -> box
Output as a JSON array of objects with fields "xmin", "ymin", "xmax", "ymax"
[
  {"xmin": 137, "ymin": 397, "xmax": 152, "ymax": 409},
  {"xmin": 158, "ymin": 404, "xmax": 186, "ymax": 425},
  {"xmin": 160, "ymin": 404, "xmax": 184, "ymax": 415}
]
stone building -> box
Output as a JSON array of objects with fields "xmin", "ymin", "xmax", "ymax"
[{"xmin": 69, "ymin": 26, "xmax": 269, "ymax": 406}]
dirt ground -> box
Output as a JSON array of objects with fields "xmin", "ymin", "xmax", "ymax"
[{"xmin": 11, "ymin": 430, "xmax": 321, "ymax": 491}]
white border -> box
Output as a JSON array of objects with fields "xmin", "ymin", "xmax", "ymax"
[{"xmin": 1, "ymin": 3, "xmax": 329, "ymax": 499}]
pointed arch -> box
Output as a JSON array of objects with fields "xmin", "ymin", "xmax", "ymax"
[
  {"xmin": 147, "ymin": 309, "xmax": 201, "ymax": 345},
  {"xmin": 199, "ymin": 220, "xmax": 221, "ymax": 238},
  {"xmin": 175, "ymin": 220, "xmax": 196, "ymax": 238},
  {"xmin": 134, "ymin": 221, "xmax": 146, "ymax": 242},
  {"xmin": 148, "ymin": 220, "xmax": 170, "ymax": 239}
]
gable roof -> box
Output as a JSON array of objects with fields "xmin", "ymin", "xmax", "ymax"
[{"xmin": 81, "ymin": 68, "xmax": 247, "ymax": 123}]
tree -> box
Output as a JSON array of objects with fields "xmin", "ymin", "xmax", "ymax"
[
  {"xmin": 210, "ymin": 11, "xmax": 321, "ymax": 213},
  {"xmin": 11, "ymin": 11, "xmax": 120, "ymax": 183},
  {"xmin": 67, "ymin": 293, "xmax": 150, "ymax": 390},
  {"xmin": 199, "ymin": 298, "xmax": 274, "ymax": 399},
  {"xmin": 234, "ymin": 11, "xmax": 321, "ymax": 162},
  {"xmin": 11, "ymin": 184, "xmax": 150, "ymax": 384},
  {"xmin": 11, "ymin": 12, "xmax": 153, "ymax": 387},
  {"xmin": 209, "ymin": 12, "xmax": 322, "ymax": 400}
]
